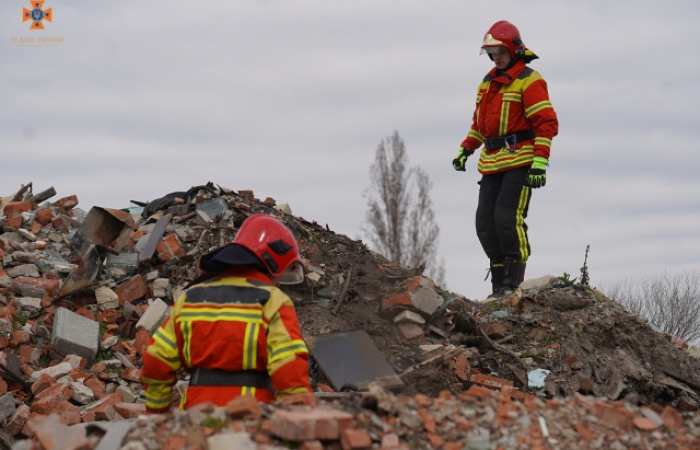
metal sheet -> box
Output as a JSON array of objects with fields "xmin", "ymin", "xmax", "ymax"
[
  {"xmin": 195, "ymin": 198, "xmax": 228, "ymax": 220},
  {"xmin": 138, "ymin": 214, "xmax": 171, "ymax": 262},
  {"xmin": 69, "ymin": 207, "xmax": 134, "ymax": 258},
  {"xmin": 305, "ymin": 330, "xmax": 404, "ymax": 392}
]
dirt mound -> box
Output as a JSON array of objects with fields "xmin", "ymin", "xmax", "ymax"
[{"xmin": 2, "ymin": 182, "xmax": 700, "ymax": 449}]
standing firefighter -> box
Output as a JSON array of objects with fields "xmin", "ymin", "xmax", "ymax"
[
  {"xmin": 453, "ymin": 21, "xmax": 559, "ymax": 295},
  {"xmin": 141, "ymin": 214, "xmax": 312, "ymax": 412}
]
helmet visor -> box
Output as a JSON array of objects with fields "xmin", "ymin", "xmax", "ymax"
[
  {"xmin": 480, "ymin": 46, "xmax": 509, "ymax": 55},
  {"xmin": 278, "ymin": 261, "xmax": 304, "ymax": 285}
]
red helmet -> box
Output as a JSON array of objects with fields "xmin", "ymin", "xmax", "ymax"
[
  {"xmin": 480, "ymin": 21, "xmax": 527, "ymax": 59},
  {"xmin": 233, "ymin": 214, "xmax": 304, "ymax": 284}
]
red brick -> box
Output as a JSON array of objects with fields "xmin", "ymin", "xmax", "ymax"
[
  {"xmin": 51, "ymin": 215, "xmax": 69, "ymax": 233},
  {"xmin": 281, "ymin": 392, "xmax": 316, "ymax": 407},
  {"xmin": 90, "ymin": 361, "xmax": 107, "ymax": 373},
  {"xmin": 135, "ymin": 329, "xmax": 150, "ymax": 355},
  {"xmin": 121, "ymin": 367, "xmax": 142, "ymax": 382},
  {"xmin": 114, "ymin": 402, "xmax": 147, "ymax": 418},
  {"xmin": 10, "ymin": 331, "xmax": 31, "ymax": 347},
  {"xmin": 53, "ymin": 400, "xmax": 81, "ymax": 425},
  {"xmin": 83, "ymin": 375, "xmax": 106, "ymax": 400},
  {"xmin": 3, "ymin": 201, "xmax": 32, "ymax": 215},
  {"xmin": 578, "ymin": 377, "xmax": 595, "ymax": 394},
  {"xmin": 4, "ymin": 214, "xmax": 22, "ymax": 229},
  {"xmin": 31, "ymin": 382, "xmax": 73, "ymax": 414},
  {"xmin": 316, "ymin": 383, "xmax": 334, "ymax": 393},
  {"xmin": 426, "ymin": 433, "xmax": 445, "ymax": 449},
  {"xmin": 114, "ymin": 275, "xmax": 148, "ymax": 305},
  {"xmin": 0, "ymin": 378, "xmax": 7, "ymax": 395},
  {"xmin": 461, "ymin": 385, "xmax": 495, "ymax": 400},
  {"xmin": 592, "ymin": 401, "xmax": 634, "ymax": 432},
  {"xmin": 380, "ymin": 295, "xmax": 411, "ymax": 311},
  {"xmin": 30, "ymin": 221, "xmax": 42, "ymax": 234},
  {"xmin": 661, "ymin": 405, "xmax": 683, "ymax": 431},
  {"xmin": 12, "ymin": 276, "xmax": 60, "ymax": 297},
  {"xmin": 52, "ymin": 195, "xmax": 79, "ymax": 209},
  {"xmin": 575, "ymin": 422, "xmax": 596, "ymax": 440},
  {"xmin": 157, "ymin": 233, "xmax": 185, "ymax": 263},
  {"xmin": 470, "ymin": 373, "xmax": 514, "ymax": 391},
  {"xmin": 270, "ymin": 407, "xmax": 355, "ymax": 441},
  {"xmin": 414, "ymin": 393, "xmax": 430, "ymax": 406},
  {"xmin": 31, "ymin": 373, "xmax": 57, "ymax": 395},
  {"xmin": 28, "ymin": 414, "xmax": 91, "ymax": 450},
  {"xmin": 300, "ymin": 441, "xmax": 324, "ymax": 450},
  {"xmin": 35, "ymin": 208, "xmax": 53, "ymax": 225},
  {"xmin": 633, "ymin": 416, "xmax": 658, "ymax": 431},
  {"xmin": 341, "ymin": 428, "xmax": 372, "ymax": 450},
  {"xmin": 226, "ymin": 395, "xmax": 261, "ymax": 419},
  {"xmin": 482, "ymin": 322, "xmax": 507, "ymax": 339},
  {"xmin": 4, "ymin": 403, "xmax": 30, "ymax": 436},
  {"xmin": 678, "ymin": 397, "xmax": 700, "ymax": 411},
  {"xmin": 92, "ymin": 392, "xmax": 124, "ymax": 420}
]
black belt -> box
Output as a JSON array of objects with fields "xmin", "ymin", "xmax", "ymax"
[
  {"xmin": 190, "ymin": 368, "xmax": 275, "ymax": 392},
  {"xmin": 482, "ymin": 129, "xmax": 535, "ymax": 152}
]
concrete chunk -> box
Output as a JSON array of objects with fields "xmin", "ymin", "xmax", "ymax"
[
  {"xmin": 29, "ymin": 362, "xmax": 73, "ymax": 382},
  {"xmin": 6, "ymin": 264, "xmax": 40, "ymax": 278},
  {"xmin": 50, "ymin": 307, "xmax": 100, "ymax": 359},
  {"xmin": 393, "ymin": 310, "xmax": 425, "ymax": 324},
  {"xmin": 95, "ymin": 286, "xmax": 120, "ymax": 311},
  {"xmin": 70, "ymin": 382, "xmax": 95, "ymax": 404},
  {"xmin": 135, "ymin": 299, "xmax": 169, "ymax": 335},
  {"xmin": 0, "ymin": 392, "xmax": 16, "ymax": 422},
  {"xmin": 14, "ymin": 297, "xmax": 42, "ymax": 316}
]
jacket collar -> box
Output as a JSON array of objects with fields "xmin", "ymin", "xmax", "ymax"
[
  {"xmin": 222, "ymin": 267, "xmax": 274, "ymax": 285},
  {"xmin": 485, "ymin": 59, "xmax": 526, "ymax": 85}
]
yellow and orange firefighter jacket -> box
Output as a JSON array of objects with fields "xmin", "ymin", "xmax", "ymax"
[
  {"xmin": 460, "ymin": 59, "xmax": 558, "ymax": 174},
  {"xmin": 141, "ymin": 268, "xmax": 311, "ymax": 411}
]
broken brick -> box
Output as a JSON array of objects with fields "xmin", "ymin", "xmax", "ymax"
[
  {"xmin": 156, "ymin": 233, "xmax": 185, "ymax": 263},
  {"xmin": 340, "ymin": 428, "xmax": 372, "ymax": 450},
  {"xmin": 30, "ymin": 382, "xmax": 72, "ymax": 415},
  {"xmin": 592, "ymin": 401, "xmax": 634, "ymax": 432},
  {"xmin": 270, "ymin": 407, "xmax": 355, "ymax": 441},
  {"xmin": 53, "ymin": 400, "xmax": 81, "ymax": 425},
  {"xmin": 52, "ymin": 195, "xmax": 79, "ymax": 209},
  {"xmin": 3, "ymin": 201, "xmax": 32, "ymax": 215},
  {"xmin": 114, "ymin": 402, "xmax": 147, "ymax": 419},
  {"xmin": 114, "ymin": 275, "xmax": 149, "ymax": 305},
  {"xmin": 35, "ymin": 208, "xmax": 53, "ymax": 225},
  {"xmin": 661, "ymin": 405, "xmax": 683, "ymax": 431},
  {"xmin": 226, "ymin": 395, "xmax": 261, "ymax": 420},
  {"xmin": 12, "ymin": 276, "xmax": 60, "ymax": 297}
]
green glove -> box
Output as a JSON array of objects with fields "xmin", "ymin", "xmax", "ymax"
[
  {"xmin": 527, "ymin": 156, "xmax": 548, "ymax": 188},
  {"xmin": 453, "ymin": 147, "xmax": 474, "ymax": 172}
]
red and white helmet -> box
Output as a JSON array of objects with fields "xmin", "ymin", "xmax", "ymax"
[
  {"xmin": 480, "ymin": 21, "xmax": 533, "ymax": 60},
  {"xmin": 233, "ymin": 214, "xmax": 304, "ymax": 284}
]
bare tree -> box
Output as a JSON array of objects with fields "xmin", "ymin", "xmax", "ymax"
[
  {"xmin": 363, "ymin": 131, "xmax": 446, "ymax": 285},
  {"xmin": 606, "ymin": 271, "xmax": 700, "ymax": 344}
]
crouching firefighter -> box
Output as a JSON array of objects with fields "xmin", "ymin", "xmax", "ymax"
[
  {"xmin": 453, "ymin": 21, "xmax": 559, "ymax": 295},
  {"xmin": 141, "ymin": 214, "xmax": 312, "ymax": 412}
]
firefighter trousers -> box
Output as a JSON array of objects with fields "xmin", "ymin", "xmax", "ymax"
[{"xmin": 475, "ymin": 166, "xmax": 532, "ymax": 265}]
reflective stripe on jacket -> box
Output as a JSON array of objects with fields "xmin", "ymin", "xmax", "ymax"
[
  {"xmin": 141, "ymin": 268, "xmax": 311, "ymax": 410},
  {"xmin": 460, "ymin": 59, "xmax": 559, "ymax": 174}
]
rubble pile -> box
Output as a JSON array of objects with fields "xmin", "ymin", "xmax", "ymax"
[{"xmin": 0, "ymin": 182, "xmax": 699, "ymax": 449}]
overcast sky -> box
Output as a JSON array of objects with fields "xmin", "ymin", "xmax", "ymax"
[{"xmin": 2, "ymin": 0, "xmax": 699, "ymax": 301}]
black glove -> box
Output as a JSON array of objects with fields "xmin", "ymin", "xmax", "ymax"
[{"xmin": 453, "ymin": 147, "xmax": 474, "ymax": 172}]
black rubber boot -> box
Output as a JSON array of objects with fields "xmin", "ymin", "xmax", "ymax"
[
  {"xmin": 503, "ymin": 258, "xmax": 526, "ymax": 290},
  {"xmin": 490, "ymin": 264, "xmax": 505, "ymax": 294}
]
